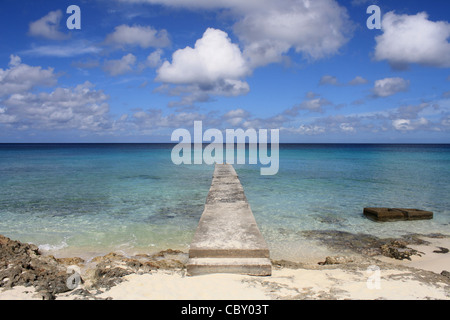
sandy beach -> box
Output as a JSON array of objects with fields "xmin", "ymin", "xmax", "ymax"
[{"xmin": 0, "ymin": 233, "xmax": 448, "ymax": 300}]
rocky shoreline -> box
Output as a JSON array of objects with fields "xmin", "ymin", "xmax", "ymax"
[
  {"xmin": 1, "ymin": 232, "xmax": 449, "ymax": 300},
  {"xmin": 0, "ymin": 234, "xmax": 188, "ymax": 300}
]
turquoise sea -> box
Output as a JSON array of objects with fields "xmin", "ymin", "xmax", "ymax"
[{"xmin": 0, "ymin": 144, "xmax": 448, "ymax": 261}]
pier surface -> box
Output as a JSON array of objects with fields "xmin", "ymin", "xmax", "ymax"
[{"xmin": 187, "ymin": 164, "xmax": 271, "ymax": 276}]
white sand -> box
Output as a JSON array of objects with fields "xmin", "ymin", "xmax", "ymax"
[
  {"xmin": 375, "ymin": 236, "xmax": 450, "ymax": 274},
  {"xmin": 97, "ymin": 272, "xmax": 271, "ymax": 300},
  {"xmin": 405, "ymin": 237, "xmax": 450, "ymax": 274},
  {"xmin": 92, "ymin": 266, "xmax": 448, "ymax": 300},
  {"xmin": 1, "ymin": 236, "xmax": 449, "ymax": 300},
  {"xmin": 88, "ymin": 236, "xmax": 450, "ymax": 300},
  {"xmin": 0, "ymin": 286, "xmax": 38, "ymax": 300}
]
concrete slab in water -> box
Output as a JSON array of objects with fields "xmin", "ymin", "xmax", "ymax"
[
  {"xmin": 364, "ymin": 207, "xmax": 433, "ymax": 222},
  {"xmin": 187, "ymin": 164, "xmax": 271, "ymax": 276}
]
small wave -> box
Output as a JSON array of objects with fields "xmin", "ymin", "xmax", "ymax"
[{"xmin": 38, "ymin": 240, "xmax": 69, "ymax": 252}]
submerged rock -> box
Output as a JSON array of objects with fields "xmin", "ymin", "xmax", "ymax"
[{"xmin": 302, "ymin": 230, "xmax": 384, "ymax": 256}]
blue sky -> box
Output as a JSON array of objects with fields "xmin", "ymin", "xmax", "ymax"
[{"xmin": 0, "ymin": 0, "xmax": 449, "ymax": 143}]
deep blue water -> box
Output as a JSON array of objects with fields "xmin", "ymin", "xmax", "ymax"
[{"xmin": 0, "ymin": 144, "xmax": 448, "ymax": 260}]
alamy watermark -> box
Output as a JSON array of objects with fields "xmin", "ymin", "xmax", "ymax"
[
  {"xmin": 63, "ymin": 4, "xmax": 380, "ymax": 32},
  {"xmin": 66, "ymin": 5, "xmax": 81, "ymax": 30},
  {"xmin": 367, "ymin": 5, "xmax": 381, "ymax": 30},
  {"xmin": 366, "ymin": 265, "xmax": 381, "ymax": 290},
  {"xmin": 66, "ymin": 265, "xmax": 82, "ymax": 290},
  {"xmin": 171, "ymin": 121, "xmax": 279, "ymax": 175}
]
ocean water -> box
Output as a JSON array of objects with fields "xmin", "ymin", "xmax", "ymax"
[{"xmin": 0, "ymin": 144, "xmax": 448, "ymax": 261}]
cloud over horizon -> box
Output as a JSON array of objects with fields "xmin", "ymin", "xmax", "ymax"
[{"xmin": 0, "ymin": 1, "xmax": 449, "ymax": 142}]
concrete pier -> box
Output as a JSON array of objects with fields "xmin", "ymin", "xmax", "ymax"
[{"xmin": 187, "ymin": 164, "xmax": 272, "ymax": 276}]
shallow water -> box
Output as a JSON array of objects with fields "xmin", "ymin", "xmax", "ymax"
[{"xmin": 0, "ymin": 144, "xmax": 448, "ymax": 261}]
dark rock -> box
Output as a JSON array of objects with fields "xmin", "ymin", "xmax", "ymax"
[
  {"xmin": 441, "ymin": 270, "xmax": 450, "ymax": 279},
  {"xmin": 89, "ymin": 254, "xmax": 135, "ymax": 290},
  {"xmin": 301, "ymin": 230, "xmax": 384, "ymax": 256},
  {"xmin": 364, "ymin": 207, "xmax": 433, "ymax": 222},
  {"xmin": 0, "ymin": 234, "xmax": 73, "ymax": 296},
  {"xmin": 67, "ymin": 288, "xmax": 109, "ymax": 300},
  {"xmin": 150, "ymin": 249, "xmax": 185, "ymax": 258},
  {"xmin": 1, "ymin": 234, "xmax": 191, "ymax": 295},
  {"xmin": 92, "ymin": 264, "xmax": 133, "ymax": 288},
  {"xmin": 91, "ymin": 252, "xmax": 122, "ymax": 263},
  {"xmin": 86, "ymin": 249, "xmax": 187, "ymax": 290},
  {"xmin": 380, "ymin": 240, "xmax": 422, "ymax": 260},
  {"xmin": 69, "ymin": 288, "xmax": 93, "ymax": 297},
  {"xmin": 301, "ymin": 230, "xmax": 435, "ymax": 261},
  {"xmin": 94, "ymin": 266, "xmax": 132, "ymax": 279},
  {"xmin": 36, "ymin": 290, "xmax": 55, "ymax": 300},
  {"xmin": 432, "ymin": 247, "xmax": 449, "ymax": 254}
]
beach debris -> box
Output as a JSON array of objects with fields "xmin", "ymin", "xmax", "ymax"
[
  {"xmin": 432, "ymin": 247, "xmax": 449, "ymax": 254},
  {"xmin": 363, "ymin": 207, "xmax": 433, "ymax": 222}
]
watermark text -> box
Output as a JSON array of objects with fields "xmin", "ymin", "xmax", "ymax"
[{"xmin": 171, "ymin": 121, "xmax": 279, "ymax": 175}]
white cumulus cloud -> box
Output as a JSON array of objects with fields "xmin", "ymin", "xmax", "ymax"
[
  {"xmin": 223, "ymin": 108, "xmax": 251, "ymax": 126},
  {"xmin": 373, "ymin": 77, "xmax": 410, "ymax": 98},
  {"xmin": 22, "ymin": 42, "xmax": 101, "ymax": 58},
  {"xmin": 392, "ymin": 118, "xmax": 429, "ymax": 131},
  {"xmin": 0, "ymin": 55, "xmax": 57, "ymax": 97},
  {"xmin": 156, "ymin": 28, "xmax": 250, "ymax": 105},
  {"xmin": 349, "ymin": 76, "xmax": 369, "ymax": 86},
  {"xmin": 157, "ymin": 28, "xmax": 249, "ymax": 85},
  {"xmin": 28, "ymin": 10, "xmax": 69, "ymax": 40},
  {"xmin": 375, "ymin": 11, "xmax": 450, "ymax": 69},
  {"xmin": 1, "ymin": 82, "xmax": 111, "ymax": 131},
  {"xmin": 146, "ymin": 49, "xmax": 163, "ymax": 68},
  {"xmin": 234, "ymin": 0, "xmax": 352, "ymax": 67},
  {"xmin": 117, "ymin": 0, "xmax": 352, "ymax": 68},
  {"xmin": 105, "ymin": 24, "xmax": 170, "ymax": 48},
  {"xmin": 103, "ymin": 54, "xmax": 137, "ymax": 76}
]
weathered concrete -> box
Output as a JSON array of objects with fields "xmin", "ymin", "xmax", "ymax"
[
  {"xmin": 364, "ymin": 207, "xmax": 433, "ymax": 222},
  {"xmin": 187, "ymin": 164, "xmax": 271, "ymax": 276}
]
